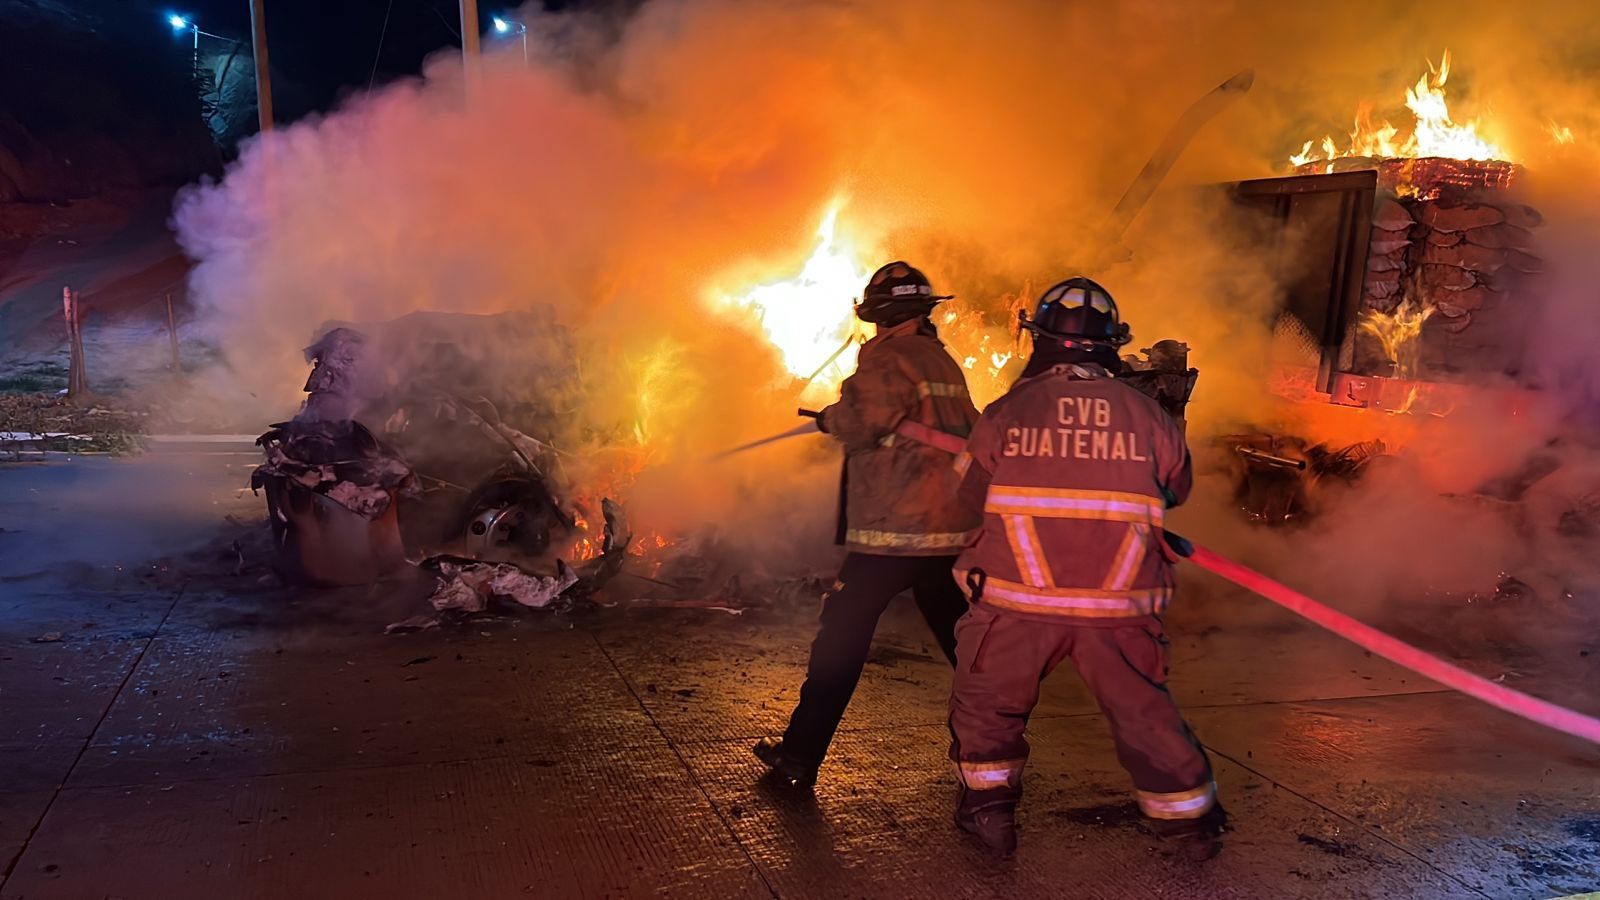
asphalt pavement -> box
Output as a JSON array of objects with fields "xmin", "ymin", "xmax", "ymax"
[{"xmin": 0, "ymin": 454, "xmax": 1596, "ymax": 899}]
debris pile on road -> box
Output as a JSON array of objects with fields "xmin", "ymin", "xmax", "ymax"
[
  {"xmin": 1218, "ymin": 432, "xmax": 1389, "ymax": 523},
  {"xmin": 422, "ymin": 556, "xmax": 581, "ymax": 613},
  {"xmin": 252, "ymin": 419, "xmax": 417, "ymax": 519},
  {"xmin": 0, "ymin": 393, "xmax": 147, "ymax": 454},
  {"xmin": 387, "ymin": 496, "xmax": 636, "ymax": 632}
]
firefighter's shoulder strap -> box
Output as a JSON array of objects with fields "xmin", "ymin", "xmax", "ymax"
[{"xmin": 893, "ymin": 419, "xmax": 966, "ymax": 454}]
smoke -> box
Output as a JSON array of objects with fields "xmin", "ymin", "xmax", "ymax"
[{"xmin": 173, "ymin": 0, "xmax": 1600, "ymax": 605}]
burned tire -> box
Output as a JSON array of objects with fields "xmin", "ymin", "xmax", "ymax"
[{"xmin": 457, "ymin": 477, "xmax": 568, "ymax": 562}]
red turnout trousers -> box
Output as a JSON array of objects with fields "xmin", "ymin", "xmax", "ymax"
[{"xmin": 947, "ymin": 603, "xmax": 1217, "ymax": 820}]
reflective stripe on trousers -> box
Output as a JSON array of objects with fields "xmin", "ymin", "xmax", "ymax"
[
  {"xmin": 1136, "ymin": 781, "xmax": 1217, "ymax": 820},
  {"xmin": 955, "ymin": 758, "xmax": 1025, "ymax": 791}
]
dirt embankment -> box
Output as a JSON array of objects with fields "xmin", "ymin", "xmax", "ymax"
[{"xmin": 0, "ymin": 1, "xmax": 219, "ymax": 205}]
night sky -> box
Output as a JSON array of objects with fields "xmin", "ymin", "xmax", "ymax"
[{"xmin": 120, "ymin": 0, "xmax": 573, "ymax": 122}]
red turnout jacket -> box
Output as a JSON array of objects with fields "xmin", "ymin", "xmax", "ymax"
[{"xmin": 953, "ymin": 363, "xmax": 1192, "ymax": 619}]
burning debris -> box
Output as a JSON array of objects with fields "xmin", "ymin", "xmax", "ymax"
[
  {"xmin": 253, "ymin": 420, "xmax": 416, "ymax": 520},
  {"xmin": 253, "ymin": 313, "xmax": 642, "ymax": 617},
  {"xmin": 1219, "ymin": 433, "xmax": 1388, "ymax": 524}
]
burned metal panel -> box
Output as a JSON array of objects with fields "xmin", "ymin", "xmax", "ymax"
[{"xmin": 1233, "ymin": 170, "xmax": 1377, "ymax": 392}]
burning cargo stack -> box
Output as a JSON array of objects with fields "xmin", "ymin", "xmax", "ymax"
[
  {"xmin": 1291, "ymin": 51, "xmax": 1545, "ymax": 391},
  {"xmin": 1339, "ymin": 167, "xmax": 1543, "ymax": 384},
  {"xmin": 1223, "ymin": 51, "xmax": 1566, "ymax": 523}
]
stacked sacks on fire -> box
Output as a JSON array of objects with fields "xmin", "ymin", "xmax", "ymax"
[{"xmin": 1343, "ymin": 160, "xmax": 1544, "ymax": 379}]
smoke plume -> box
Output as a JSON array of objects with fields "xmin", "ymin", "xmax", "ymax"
[{"xmin": 174, "ymin": 0, "xmax": 1600, "ymax": 605}]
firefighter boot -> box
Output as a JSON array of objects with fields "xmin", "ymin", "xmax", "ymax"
[
  {"xmin": 955, "ymin": 790, "xmax": 1019, "ymax": 859},
  {"xmin": 752, "ymin": 738, "xmax": 818, "ymax": 788},
  {"xmin": 1147, "ymin": 804, "xmax": 1228, "ymax": 862}
]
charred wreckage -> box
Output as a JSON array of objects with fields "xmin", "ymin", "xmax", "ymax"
[{"xmin": 252, "ymin": 311, "xmax": 631, "ymax": 627}]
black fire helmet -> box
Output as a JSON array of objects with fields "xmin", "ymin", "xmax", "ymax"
[
  {"xmin": 1018, "ymin": 276, "xmax": 1132, "ymax": 350},
  {"xmin": 854, "ymin": 261, "xmax": 952, "ymax": 325}
]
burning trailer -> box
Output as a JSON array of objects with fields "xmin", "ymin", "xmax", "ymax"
[{"xmin": 1202, "ymin": 51, "xmax": 1581, "ymax": 526}]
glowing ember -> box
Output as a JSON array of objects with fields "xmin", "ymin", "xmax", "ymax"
[
  {"xmin": 716, "ymin": 205, "xmax": 871, "ymax": 397},
  {"xmin": 1290, "ymin": 51, "xmax": 1508, "ymax": 170}
]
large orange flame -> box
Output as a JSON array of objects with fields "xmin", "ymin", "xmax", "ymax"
[{"xmin": 1290, "ymin": 51, "xmax": 1509, "ymax": 169}]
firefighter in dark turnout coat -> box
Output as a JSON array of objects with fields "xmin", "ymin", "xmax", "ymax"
[
  {"xmin": 947, "ymin": 277, "xmax": 1224, "ymax": 859},
  {"xmin": 754, "ymin": 262, "xmax": 980, "ymax": 786}
]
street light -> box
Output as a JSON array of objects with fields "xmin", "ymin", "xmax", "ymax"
[
  {"xmin": 166, "ymin": 13, "xmax": 233, "ymax": 68},
  {"xmin": 165, "ymin": 12, "xmax": 269, "ymax": 133},
  {"xmin": 492, "ymin": 15, "xmax": 528, "ymax": 64}
]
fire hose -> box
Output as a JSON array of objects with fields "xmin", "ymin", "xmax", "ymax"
[
  {"xmin": 1160, "ymin": 531, "xmax": 1600, "ymax": 745},
  {"xmin": 708, "ymin": 416, "xmax": 1600, "ymax": 745}
]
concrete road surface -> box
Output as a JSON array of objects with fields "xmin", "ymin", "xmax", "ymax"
[{"xmin": 1, "ymin": 454, "xmax": 1596, "ymax": 899}]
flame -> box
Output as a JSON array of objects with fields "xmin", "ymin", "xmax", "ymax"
[
  {"xmin": 1291, "ymin": 51, "xmax": 1509, "ymax": 169},
  {"xmin": 716, "ymin": 205, "xmax": 871, "ymax": 400},
  {"xmin": 1360, "ymin": 300, "xmax": 1433, "ymax": 371},
  {"xmin": 937, "ymin": 297, "xmax": 1024, "ymax": 409},
  {"xmin": 1549, "ymin": 121, "xmax": 1576, "ymax": 145},
  {"xmin": 709, "ymin": 204, "xmax": 1024, "ymax": 409},
  {"xmin": 1359, "ymin": 300, "xmax": 1434, "ymax": 414}
]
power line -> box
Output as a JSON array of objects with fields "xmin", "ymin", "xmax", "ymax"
[{"xmin": 367, "ymin": 0, "xmax": 396, "ymax": 92}]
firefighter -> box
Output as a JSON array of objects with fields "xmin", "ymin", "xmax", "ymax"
[
  {"xmin": 753, "ymin": 261, "xmax": 980, "ymax": 787},
  {"xmin": 946, "ymin": 277, "xmax": 1224, "ymax": 859}
]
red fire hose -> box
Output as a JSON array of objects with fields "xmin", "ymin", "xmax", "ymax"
[{"xmin": 1164, "ymin": 533, "xmax": 1600, "ymax": 746}]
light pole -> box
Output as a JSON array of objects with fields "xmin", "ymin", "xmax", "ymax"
[
  {"xmin": 493, "ymin": 16, "xmax": 528, "ymax": 65},
  {"xmin": 461, "ymin": 0, "xmax": 481, "ymax": 60},
  {"xmin": 249, "ymin": 0, "xmax": 273, "ymax": 131},
  {"xmin": 168, "ymin": 15, "xmax": 230, "ymax": 70},
  {"xmin": 168, "ymin": 12, "xmax": 270, "ymax": 135}
]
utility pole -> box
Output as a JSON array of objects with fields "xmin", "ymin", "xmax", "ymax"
[
  {"xmin": 460, "ymin": 0, "xmax": 480, "ymax": 60},
  {"xmin": 249, "ymin": 0, "xmax": 274, "ymax": 131}
]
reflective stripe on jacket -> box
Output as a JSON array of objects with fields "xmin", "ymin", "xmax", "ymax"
[
  {"xmin": 953, "ymin": 364, "xmax": 1192, "ymax": 617},
  {"xmin": 822, "ymin": 318, "xmax": 981, "ymax": 556}
]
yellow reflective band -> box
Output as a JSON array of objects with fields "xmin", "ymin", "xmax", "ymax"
[
  {"xmin": 1136, "ymin": 782, "xmax": 1217, "ymax": 820},
  {"xmin": 985, "ymin": 487, "xmax": 1164, "ymax": 524},
  {"xmin": 976, "ymin": 575, "xmax": 1170, "ymax": 618},
  {"xmin": 917, "ymin": 382, "xmax": 970, "ymax": 399},
  {"xmin": 955, "ymin": 758, "xmax": 1025, "ymax": 791},
  {"xmin": 1003, "ymin": 514, "xmax": 1054, "ymax": 589},
  {"xmin": 1102, "ymin": 523, "xmax": 1149, "ymax": 592},
  {"xmin": 845, "ymin": 528, "xmax": 979, "ymax": 551},
  {"xmin": 988, "ymin": 486, "xmax": 1164, "ymax": 503}
]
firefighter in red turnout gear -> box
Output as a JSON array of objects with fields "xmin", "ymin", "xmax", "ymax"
[
  {"xmin": 754, "ymin": 262, "xmax": 980, "ymax": 787},
  {"xmin": 947, "ymin": 277, "xmax": 1224, "ymax": 858}
]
